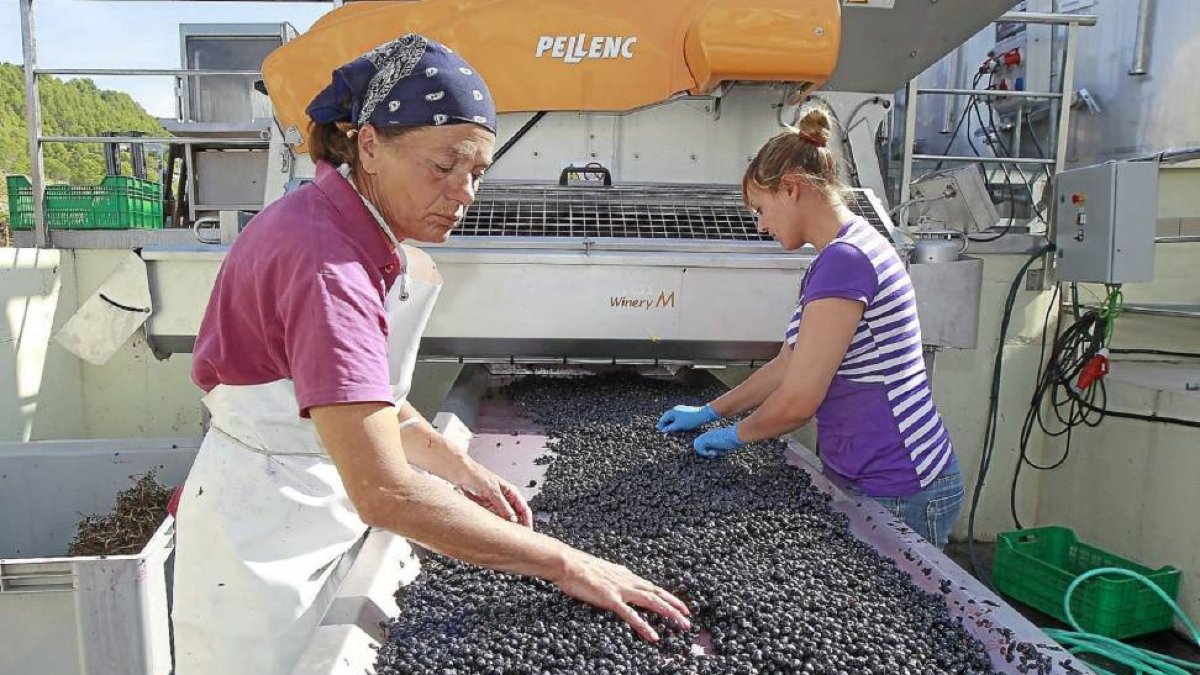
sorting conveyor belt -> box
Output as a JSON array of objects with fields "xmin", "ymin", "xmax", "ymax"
[{"xmin": 427, "ymin": 366, "xmax": 1094, "ymax": 675}]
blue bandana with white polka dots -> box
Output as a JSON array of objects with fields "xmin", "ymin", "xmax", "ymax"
[{"xmin": 306, "ymin": 33, "xmax": 496, "ymax": 134}]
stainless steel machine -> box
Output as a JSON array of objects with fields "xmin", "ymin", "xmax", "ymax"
[{"xmin": 6, "ymin": 2, "xmax": 1103, "ymax": 673}]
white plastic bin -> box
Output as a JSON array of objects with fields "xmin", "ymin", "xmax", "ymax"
[{"xmin": 0, "ymin": 437, "xmax": 200, "ymax": 675}]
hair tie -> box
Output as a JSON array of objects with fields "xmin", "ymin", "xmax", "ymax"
[{"xmin": 797, "ymin": 130, "xmax": 827, "ymax": 148}]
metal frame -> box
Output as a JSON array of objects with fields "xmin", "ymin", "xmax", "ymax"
[
  {"xmin": 176, "ymin": 22, "xmax": 294, "ymax": 125},
  {"xmin": 918, "ymin": 87, "xmax": 1063, "ymax": 100},
  {"xmin": 899, "ymin": 11, "xmax": 1096, "ymax": 206},
  {"xmin": 16, "ymin": 1, "xmax": 329, "ymax": 249},
  {"xmin": 20, "ymin": 0, "xmax": 46, "ymax": 247}
]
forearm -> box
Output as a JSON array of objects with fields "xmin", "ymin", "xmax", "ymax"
[
  {"xmin": 735, "ymin": 391, "xmax": 813, "ymax": 443},
  {"xmin": 709, "ymin": 354, "xmax": 787, "ymax": 418},
  {"xmin": 372, "ymin": 468, "xmax": 571, "ymax": 579},
  {"xmin": 394, "ymin": 401, "xmax": 467, "ymax": 479},
  {"xmin": 735, "ymin": 298, "xmax": 864, "ymax": 444},
  {"xmin": 315, "ymin": 403, "xmax": 569, "ymax": 582}
]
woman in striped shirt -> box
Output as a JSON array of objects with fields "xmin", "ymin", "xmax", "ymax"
[{"xmin": 657, "ymin": 107, "xmax": 965, "ymax": 549}]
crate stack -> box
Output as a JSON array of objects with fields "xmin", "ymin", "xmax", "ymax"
[{"xmin": 5, "ymin": 174, "xmax": 163, "ymax": 231}]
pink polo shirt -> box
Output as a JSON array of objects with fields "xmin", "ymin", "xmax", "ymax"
[{"xmin": 192, "ymin": 161, "xmax": 403, "ymax": 416}]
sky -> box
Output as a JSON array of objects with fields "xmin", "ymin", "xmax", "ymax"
[{"xmin": 2, "ymin": 1, "xmax": 334, "ymax": 117}]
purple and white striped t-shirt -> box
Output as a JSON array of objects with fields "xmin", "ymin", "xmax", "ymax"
[{"xmin": 786, "ymin": 218, "xmax": 955, "ymax": 497}]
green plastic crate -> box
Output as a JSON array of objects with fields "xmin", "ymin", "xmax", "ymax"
[
  {"xmin": 994, "ymin": 526, "xmax": 1181, "ymax": 639},
  {"xmin": 5, "ymin": 174, "xmax": 163, "ymax": 230},
  {"xmin": 5, "ymin": 175, "xmax": 35, "ymax": 230}
]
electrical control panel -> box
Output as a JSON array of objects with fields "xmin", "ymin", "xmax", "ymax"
[
  {"xmin": 990, "ymin": 0, "xmax": 1052, "ymax": 115},
  {"xmin": 1053, "ymin": 161, "xmax": 1158, "ymax": 284}
]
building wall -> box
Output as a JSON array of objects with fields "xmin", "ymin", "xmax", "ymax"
[{"xmin": 1034, "ymin": 242, "xmax": 1200, "ymax": 622}]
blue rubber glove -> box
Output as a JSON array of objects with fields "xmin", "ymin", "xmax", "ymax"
[
  {"xmin": 694, "ymin": 425, "xmax": 745, "ymax": 459},
  {"xmin": 656, "ymin": 404, "xmax": 720, "ymax": 433}
]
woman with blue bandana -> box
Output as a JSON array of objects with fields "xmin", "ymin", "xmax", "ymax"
[{"xmin": 174, "ymin": 34, "xmax": 689, "ymax": 674}]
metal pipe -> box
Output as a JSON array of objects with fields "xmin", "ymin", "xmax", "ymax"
[
  {"xmin": 900, "ymin": 80, "xmax": 918, "ymax": 206},
  {"xmin": 184, "ymin": 140, "xmax": 197, "ymax": 224},
  {"xmin": 20, "ymin": 0, "xmax": 47, "ymax": 248},
  {"xmin": 917, "ymin": 88, "xmax": 1063, "ymax": 100},
  {"xmin": 999, "ymin": 11, "xmax": 1098, "ymax": 26},
  {"xmin": 1054, "ymin": 22, "xmax": 1080, "ymax": 176},
  {"xmin": 1013, "ymin": 104, "xmax": 1025, "ymax": 161},
  {"xmin": 911, "ymin": 154, "xmax": 1055, "ymax": 165},
  {"xmin": 1151, "ymin": 147, "xmax": 1200, "ymax": 164},
  {"xmin": 40, "ymin": 136, "xmax": 267, "ymax": 145},
  {"xmin": 939, "ymin": 46, "xmax": 962, "ymax": 135},
  {"xmin": 1083, "ymin": 303, "xmax": 1200, "ymax": 319},
  {"xmin": 1129, "ymin": 0, "xmax": 1154, "ymax": 76},
  {"xmin": 35, "ymin": 68, "xmax": 261, "ymax": 77}
]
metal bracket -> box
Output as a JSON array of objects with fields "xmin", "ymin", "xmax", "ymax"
[
  {"xmin": 1026, "ymin": 267, "xmax": 1047, "ymax": 291},
  {"xmin": 280, "ymin": 143, "xmax": 294, "ymax": 174}
]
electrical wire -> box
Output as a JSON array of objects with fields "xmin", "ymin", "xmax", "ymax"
[
  {"xmin": 1009, "ymin": 284, "xmax": 1200, "ymax": 528},
  {"xmin": 935, "ymin": 69, "xmax": 1017, "ymax": 242},
  {"xmin": 1062, "ymin": 386, "xmax": 1200, "ymax": 429},
  {"xmin": 981, "ymin": 96, "xmax": 1048, "ymax": 223},
  {"xmin": 1009, "ymin": 283, "xmax": 1104, "ymax": 529},
  {"xmin": 962, "ymin": 95, "xmax": 1017, "ymax": 243},
  {"xmin": 970, "ymin": 80, "xmax": 1048, "ymax": 232},
  {"xmin": 1021, "ymin": 114, "xmax": 1055, "ymax": 219},
  {"xmin": 917, "ymin": 68, "xmax": 1021, "ymax": 241},
  {"xmin": 933, "ymin": 65, "xmax": 1047, "ymax": 241},
  {"xmin": 933, "ymin": 71, "xmax": 987, "ymax": 174},
  {"xmin": 966, "ymin": 243, "xmax": 1054, "ymax": 582},
  {"xmin": 1060, "ymin": 286, "xmax": 1200, "ymax": 427}
]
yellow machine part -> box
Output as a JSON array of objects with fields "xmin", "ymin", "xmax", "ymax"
[{"xmin": 262, "ymin": 0, "xmax": 840, "ymax": 152}]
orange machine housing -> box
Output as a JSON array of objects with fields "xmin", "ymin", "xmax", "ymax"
[{"xmin": 262, "ymin": 0, "xmax": 841, "ymax": 152}]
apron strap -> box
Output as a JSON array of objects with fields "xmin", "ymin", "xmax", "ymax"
[{"xmin": 338, "ymin": 163, "xmax": 409, "ymax": 301}]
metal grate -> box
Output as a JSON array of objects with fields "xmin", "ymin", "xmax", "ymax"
[
  {"xmin": 454, "ymin": 182, "xmax": 895, "ymax": 241},
  {"xmin": 846, "ymin": 190, "xmax": 893, "ymax": 237}
]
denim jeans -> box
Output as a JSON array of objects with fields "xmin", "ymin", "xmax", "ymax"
[{"xmin": 868, "ymin": 458, "xmax": 965, "ymax": 549}]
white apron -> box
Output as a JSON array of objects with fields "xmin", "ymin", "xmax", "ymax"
[{"xmin": 173, "ymin": 208, "xmax": 440, "ymax": 674}]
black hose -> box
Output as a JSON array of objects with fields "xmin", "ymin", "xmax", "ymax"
[
  {"xmin": 966, "ymin": 243, "xmax": 1053, "ymax": 582},
  {"xmin": 492, "ymin": 111, "xmax": 547, "ymax": 163}
]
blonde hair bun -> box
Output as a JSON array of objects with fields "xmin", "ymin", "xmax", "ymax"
[{"xmin": 796, "ymin": 107, "xmax": 833, "ymax": 145}]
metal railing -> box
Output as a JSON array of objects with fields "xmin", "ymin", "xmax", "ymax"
[
  {"xmin": 899, "ymin": 11, "xmax": 1098, "ymax": 208},
  {"xmin": 16, "ymin": 0, "xmax": 332, "ymax": 248}
]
